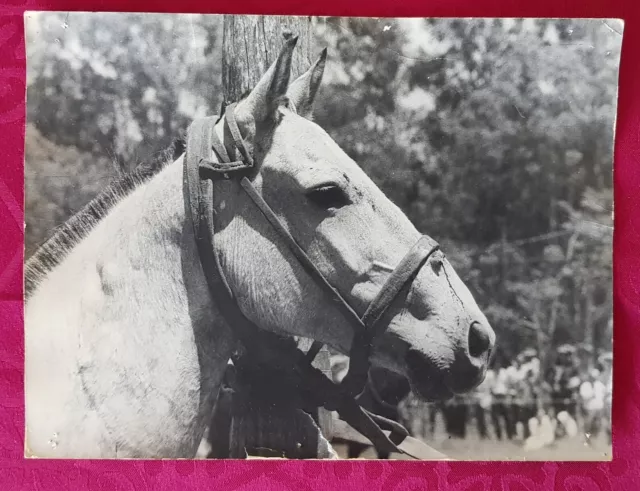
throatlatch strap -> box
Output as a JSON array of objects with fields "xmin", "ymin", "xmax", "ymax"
[{"xmin": 184, "ymin": 117, "xmax": 274, "ymax": 353}]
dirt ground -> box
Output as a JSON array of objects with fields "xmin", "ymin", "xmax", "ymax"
[{"xmin": 333, "ymin": 419, "xmax": 612, "ymax": 461}]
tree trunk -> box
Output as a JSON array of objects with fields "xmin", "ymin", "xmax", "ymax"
[
  {"xmin": 218, "ymin": 15, "xmax": 334, "ymax": 459},
  {"xmin": 222, "ymin": 15, "xmax": 313, "ymax": 103}
]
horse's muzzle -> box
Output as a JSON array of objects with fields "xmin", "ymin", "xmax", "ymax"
[
  {"xmin": 448, "ymin": 320, "xmax": 495, "ymax": 393},
  {"xmin": 405, "ymin": 320, "xmax": 495, "ymax": 399}
]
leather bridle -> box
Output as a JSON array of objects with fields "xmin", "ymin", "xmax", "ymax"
[{"xmin": 184, "ymin": 103, "xmax": 444, "ymax": 459}]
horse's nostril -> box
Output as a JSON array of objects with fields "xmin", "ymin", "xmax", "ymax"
[{"xmin": 468, "ymin": 321, "xmax": 492, "ymax": 358}]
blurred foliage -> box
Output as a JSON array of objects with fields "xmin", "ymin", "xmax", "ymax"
[
  {"xmin": 26, "ymin": 13, "xmax": 222, "ymax": 170},
  {"xmin": 25, "ymin": 15, "xmax": 620, "ymax": 364},
  {"xmin": 24, "ymin": 124, "xmax": 114, "ymax": 258}
]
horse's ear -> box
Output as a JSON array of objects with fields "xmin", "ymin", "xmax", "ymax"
[
  {"xmin": 238, "ymin": 35, "xmax": 298, "ymax": 124},
  {"xmin": 287, "ymin": 48, "xmax": 327, "ymax": 120}
]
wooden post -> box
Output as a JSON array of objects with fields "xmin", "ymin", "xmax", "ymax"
[
  {"xmin": 222, "ymin": 15, "xmax": 313, "ymax": 103},
  {"xmin": 220, "ymin": 15, "xmax": 333, "ymax": 459},
  {"xmin": 227, "ymin": 343, "xmax": 336, "ymax": 459}
]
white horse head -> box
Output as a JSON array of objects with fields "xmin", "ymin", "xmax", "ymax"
[{"xmin": 209, "ymin": 37, "xmax": 495, "ymax": 401}]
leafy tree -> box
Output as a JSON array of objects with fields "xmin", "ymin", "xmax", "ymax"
[
  {"xmin": 24, "ymin": 15, "xmax": 619, "ymax": 364},
  {"xmin": 393, "ymin": 19, "xmax": 619, "ymax": 362},
  {"xmin": 27, "ymin": 12, "xmax": 223, "ymax": 169}
]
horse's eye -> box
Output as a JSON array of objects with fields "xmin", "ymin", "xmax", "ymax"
[
  {"xmin": 306, "ymin": 185, "xmax": 350, "ymax": 210},
  {"xmin": 431, "ymin": 258, "xmax": 444, "ymax": 275}
]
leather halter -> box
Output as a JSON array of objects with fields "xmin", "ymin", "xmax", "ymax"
[{"xmin": 184, "ymin": 103, "xmax": 443, "ymax": 459}]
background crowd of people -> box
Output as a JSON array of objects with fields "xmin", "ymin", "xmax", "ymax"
[{"xmin": 401, "ymin": 345, "xmax": 612, "ymax": 452}]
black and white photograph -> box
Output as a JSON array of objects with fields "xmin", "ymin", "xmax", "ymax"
[{"xmin": 24, "ymin": 13, "xmax": 620, "ymax": 460}]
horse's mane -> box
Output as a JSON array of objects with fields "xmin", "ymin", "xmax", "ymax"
[{"xmin": 24, "ymin": 137, "xmax": 186, "ymax": 299}]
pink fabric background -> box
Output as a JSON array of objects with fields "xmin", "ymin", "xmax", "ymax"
[{"xmin": 1, "ymin": 0, "xmax": 637, "ymax": 489}]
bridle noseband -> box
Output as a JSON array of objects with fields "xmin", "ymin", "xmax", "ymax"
[{"xmin": 184, "ymin": 104, "xmax": 442, "ymax": 459}]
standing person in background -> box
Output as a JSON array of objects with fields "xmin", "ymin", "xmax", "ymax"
[
  {"xmin": 508, "ymin": 355, "xmax": 525, "ymax": 439},
  {"xmin": 599, "ymin": 352, "xmax": 613, "ymax": 445},
  {"xmin": 426, "ymin": 401, "xmax": 444, "ymax": 439},
  {"xmin": 491, "ymin": 353, "xmax": 514, "ymax": 440},
  {"xmin": 576, "ymin": 344, "xmax": 594, "ymax": 424},
  {"xmin": 443, "ymin": 397, "xmax": 456, "ymax": 438},
  {"xmin": 519, "ymin": 349, "xmax": 540, "ymax": 439},
  {"xmin": 534, "ymin": 364, "xmax": 553, "ymax": 423},
  {"xmin": 605, "ymin": 370, "xmax": 612, "ymax": 444},
  {"xmin": 452, "ymin": 393, "xmax": 470, "ymax": 438},
  {"xmin": 550, "ymin": 344, "xmax": 581, "ymax": 422},
  {"xmin": 474, "ymin": 368, "xmax": 495, "ymax": 439},
  {"xmin": 444, "ymin": 392, "xmax": 469, "ymax": 439},
  {"xmin": 444, "ymin": 395, "xmax": 458, "ymax": 438},
  {"xmin": 401, "ymin": 394, "xmax": 425, "ymax": 440},
  {"xmin": 579, "ymin": 368, "xmax": 607, "ymax": 439},
  {"xmin": 427, "ymin": 401, "xmax": 444, "ymax": 440}
]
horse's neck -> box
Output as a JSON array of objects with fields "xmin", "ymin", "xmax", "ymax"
[{"xmin": 25, "ymin": 158, "xmax": 235, "ymax": 457}]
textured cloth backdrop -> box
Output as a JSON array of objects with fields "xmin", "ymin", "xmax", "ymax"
[{"xmin": 1, "ymin": 1, "xmax": 638, "ymax": 490}]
